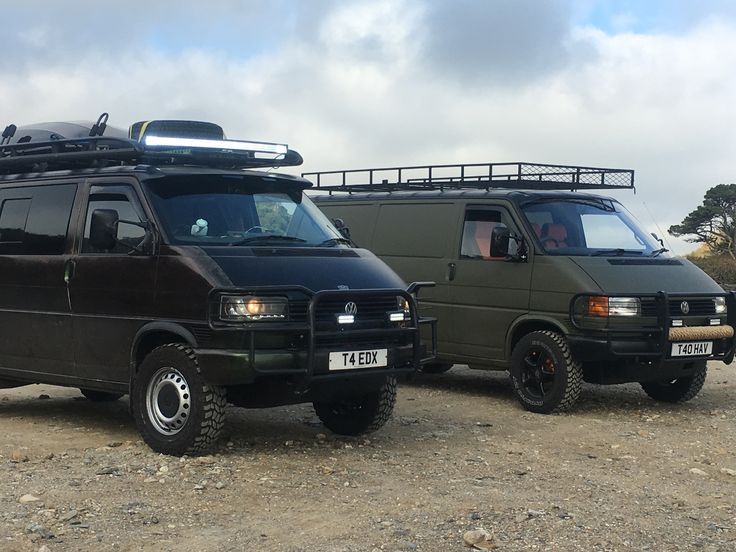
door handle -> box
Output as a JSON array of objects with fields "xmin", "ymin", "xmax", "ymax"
[
  {"xmin": 64, "ymin": 260, "xmax": 76, "ymax": 284},
  {"xmin": 447, "ymin": 262, "xmax": 456, "ymax": 282}
]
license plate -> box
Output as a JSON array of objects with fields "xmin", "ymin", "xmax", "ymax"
[
  {"xmin": 671, "ymin": 341, "xmax": 713, "ymax": 357},
  {"xmin": 329, "ymin": 349, "xmax": 388, "ymax": 370}
]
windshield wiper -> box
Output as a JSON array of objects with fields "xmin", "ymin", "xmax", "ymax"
[
  {"xmin": 649, "ymin": 247, "xmax": 669, "ymax": 257},
  {"xmin": 317, "ymin": 237, "xmax": 353, "ymax": 247},
  {"xmin": 591, "ymin": 248, "xmax": 643, "ymax": 257},
  {"xmin": 229, "ymin": 235, "xmax": 307, "ymax": 246}
]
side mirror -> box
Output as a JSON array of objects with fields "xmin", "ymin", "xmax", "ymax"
[
  {"xmin": 333, "ymin": 218, "xmax": 352, "ymax": 240},
  {"xmin": 490, "ymin": 226, "xmax": 511, "ymax": 257},
  {"xmin": 89, "ymin": 209, "xmax": 119, "ymax": 251}
]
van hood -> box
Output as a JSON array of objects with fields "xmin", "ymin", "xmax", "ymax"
[
  {"xmin": 200, "ymin": 246, "xmax": 407, "ymax": 292},
  {"xmin": 570, "ymin": 256, "xmax": 723, "ymax": 294}
]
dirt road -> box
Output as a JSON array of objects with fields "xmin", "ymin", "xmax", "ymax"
[{"xmin": 1, "ymin": 362, "xmax": 735, "ymax": 551}]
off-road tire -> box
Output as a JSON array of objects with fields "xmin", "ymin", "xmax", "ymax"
[
  {"xmin": 421, "ymin": 362, "xmax": 453, "ymax": 374},
  {"xmin": 313, "ymin": 375, "xmax": 397, "ymax": 436},
  {"xmin": 640, "ymin": 361, "xmax": 707, "ymax": 403},
  {"xmin": 132, "ymin": 344, "xmax": 226, "ymax": 456},
  {"xmin": 80, "ymin": 389, "xmax": 124, "ymax": 402},
  {"xmin": 510, "ymin": 330, "xmax": 582, "ymax": 414}
]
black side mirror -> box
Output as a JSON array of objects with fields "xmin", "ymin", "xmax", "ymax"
[
  {"xmin": 333, "ymin": 218, "xmax": 352, "ymax": 240},
  {"xmin": 89, "ymin": 209, "xmax": 119, "ymax": 251},
  {"xmin": 490, "ymin": 226, "xmax": 511, "ymax": 257}
]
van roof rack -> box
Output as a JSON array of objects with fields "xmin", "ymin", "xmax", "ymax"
[
  {"xmin": 302, "ymin": 161, "xmax": 635, "ymax": 193},
  {"xmin": 0, "ymin": 116, "xmax": 303, "ymax": 175}
]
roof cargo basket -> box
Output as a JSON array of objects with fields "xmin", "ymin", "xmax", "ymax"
[
  {"xmin": 303, "ymin": 161, "xmax": 635, "ymax": 193},
  {"xmin": 0, "ymin": 114, "xmax": 303, "ymax": 175}
]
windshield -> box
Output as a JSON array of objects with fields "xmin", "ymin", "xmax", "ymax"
[
  {"xmin": 521, "ymin": 197, "xmax": 665, "ymax": 256},
  {"xmin": 144, "ymin": 175, "xmax": 345, "ymax": 247}
]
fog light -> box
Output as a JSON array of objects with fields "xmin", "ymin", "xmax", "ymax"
[
  {"xmin": 337, "ymin": 314, "xmax": 355, "ymax": 325},
  {"xmin": 389, "ymin": 312, "xmax": 406, "ymax": 322}
]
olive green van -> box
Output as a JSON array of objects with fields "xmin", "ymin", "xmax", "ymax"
[{"xmin": 307, "ymin": 162, "xmax": 735, "ymax": 413}]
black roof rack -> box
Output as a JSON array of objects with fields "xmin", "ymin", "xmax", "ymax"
[
  {"xmin": 1, "ymin": 116, "xmax": 303, "ymax": 175},
  {"xmin": 302, "ymin": 162, "xmax": 635, "ymax": 193}
]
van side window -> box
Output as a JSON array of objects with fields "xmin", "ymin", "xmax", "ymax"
[
  {"xmin": 461, "ymin": 208, "xmax": 517, "ymax": 259},
  {"xmin": 83, "ymin": 192, "xmax": 145, "ymax": 254},
  {"xmin": 0, "ymin": 184, "xmax": 77, "ymax": 255}
]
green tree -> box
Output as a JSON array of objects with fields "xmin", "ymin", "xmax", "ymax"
[{"xmin": 669, "ymin": 184, "xmax": 736, "ymax": 260}]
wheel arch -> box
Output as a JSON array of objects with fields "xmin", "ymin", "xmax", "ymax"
[
  {"xmin": 130, "ymin": 322, "xmax": 198, "ymax": 374},
  {"xmin": 506, "ymin": 316, "xmax": 571, "ymax": 358}
]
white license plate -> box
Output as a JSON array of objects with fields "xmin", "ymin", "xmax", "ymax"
[
  {"xmin": 329, "ymin": 349, "xmax": 388, "ymax": 370},
  {"xmin": 671, "ymin": 341, "xmax": 713, "ymax": 357}
]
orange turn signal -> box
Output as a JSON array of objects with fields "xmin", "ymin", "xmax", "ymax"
[{"xmin": 587, "ymin": 296, "xmax": 609, "ymax": 317}]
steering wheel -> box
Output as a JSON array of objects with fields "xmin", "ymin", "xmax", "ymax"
[{"xmin": 245, "ymin": 225, "xmax": 267, "ymax": 234}]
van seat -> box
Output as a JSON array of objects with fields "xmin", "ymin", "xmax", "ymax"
[{"xmin": 541, "ymin": 223, "xmax": 567, "ymax": 249}]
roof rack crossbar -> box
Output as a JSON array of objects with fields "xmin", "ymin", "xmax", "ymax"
[{"xmin": 302, "ymin": 162, "xmax": 635, "ymax": 193}]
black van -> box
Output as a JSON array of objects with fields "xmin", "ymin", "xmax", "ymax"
[{"xmin": 0, "ymin": 117, "xmax": 433, "ymax": 455}]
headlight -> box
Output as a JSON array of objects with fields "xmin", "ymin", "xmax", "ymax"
[
  {"xmin": 220, "ymin": 295, "xmax": 288, "ymax": 321},
  {"xmin": 587, "ymin": 296, "xmax": 640, "ymax": 317},
  {"xmin": 714, "ymin": 296, "xmax": 727, "ymax": 314}
]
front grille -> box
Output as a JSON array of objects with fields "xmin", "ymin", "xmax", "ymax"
[
  {"xmin": 669, "ymin": 298, "xmax": 716, "ymax": 317},
  {"xmin": 290, "ymin": 295, "xmax": 401, "ymax": 327}
]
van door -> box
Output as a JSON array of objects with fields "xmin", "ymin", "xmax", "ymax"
[
  {"xmin": 448, "ymin": 204, "xmax": 533, "ymax": 364},
  {"xmin": 369, "ymin": 201, "xmax": 463, "ymax": 355},
  {"xmin": 67, "ymin": 182, "xmax": 156, "ymax": 385},
  {"xmin": 0, "ymin": 183, "xmax": 78, "ymax": 380}
]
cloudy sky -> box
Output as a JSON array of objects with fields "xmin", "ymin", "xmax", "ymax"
[{"xmin": 2, "ymin": 0, "xmax": 735, "ymax": 254}]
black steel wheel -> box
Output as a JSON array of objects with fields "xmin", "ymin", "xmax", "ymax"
[
  {"xmin": 510, "ymin": 330, "xmax": 582, "ymax": 414},
  {"xmin": 420, "ymin": 362, "xmax": 453, "ymax": 374},
  {"xmin": 80, "ymin": 389, "xmax": 123, "ymax": 402},
  {"xmin": 640, "ymin": 361, "xmax": 707, "ymax": 403},
  {"xmin": 313, "ymin": 376, "xmax": 397, "ymax": 436},
  {"xmin": 132, "ymin": 344, "xmax": 226, "ymax": 456}
]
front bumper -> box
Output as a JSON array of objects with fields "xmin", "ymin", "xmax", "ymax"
[
  {"xmin": 568, "ymin": 292, "xmax": 736, "ymax": 382},
  {"xmin": 196, "ymin": 285, "xmax": 437, "ymax": 386}
]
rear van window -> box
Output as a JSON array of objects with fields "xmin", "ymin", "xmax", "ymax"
[{"xmin": 0, "ymin": 184, "xmax": 77, "ymax": 255}]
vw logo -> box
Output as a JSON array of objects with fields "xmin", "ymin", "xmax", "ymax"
[
  {"xmin": 344, "ymin": 302, "xmax": 358, "ymax": 315},
  {"xmin": 680, "ymin": 301, "xmax": 690, "ymax": 314}
]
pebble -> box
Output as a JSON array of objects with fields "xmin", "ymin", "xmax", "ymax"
[
  {"xmin": 316, "ymin": 433, "xmax": 327, "ymax": 441},
  {"xmin": 10, "ymin": 450, "xmax": 29, "ymax": 463},
  {"xmin": 689, "ymin": 468, "xmax": 709, "ymax": 477},
  {"xmin": 38, "ymin": 394, "xmax": 50, "ymax": 400},
  {"xmin": 215, "ymin": 481, "xmax": 226, "ymax": 489},
  {"xmin": 720, "ymin": 468, "xmax": 736, "ymax": 477},
  {"xmin": 19, "ymin": 494, "xmax": 41, "ymax": 504},
  {"xmin": 60, "ymin": 510, "xmax": 78, "ymax": 522},
  {"xmin": 463, "ymin": 528, "xmax": 496, "ymax": 549}
]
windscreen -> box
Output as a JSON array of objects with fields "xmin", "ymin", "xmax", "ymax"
[
  {"xmin": 144, "ymin": 175, "xmax": 345, "ymax": 247},
  {"xmin": 521, "ymin": 197, "xmax": 666, "ymax": 257}
]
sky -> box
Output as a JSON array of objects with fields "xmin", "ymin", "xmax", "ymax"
[{"xmin": 2, "ymin": 0, "xmax": 735, "ymax": 254}]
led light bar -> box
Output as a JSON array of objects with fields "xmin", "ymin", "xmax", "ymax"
[
  {"xmin": 337, "ymin": 314, "xmax": 355, "ymax": 325},
  {"xmin": 389, "ymin": 312, "xmax": 407, "ymax": 322},
  {"xmin": 144, "ymin": 135, "xmax": 288, "ymax": 155}
]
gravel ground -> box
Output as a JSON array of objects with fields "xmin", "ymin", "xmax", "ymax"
[{"xmin": 1, "ymin": 362, "xmax": 735, "ymax": 552}]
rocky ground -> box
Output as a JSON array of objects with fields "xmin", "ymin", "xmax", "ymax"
[{"xmin": 1, "ymin": 362, "xmax": 735, "ymax": 552}]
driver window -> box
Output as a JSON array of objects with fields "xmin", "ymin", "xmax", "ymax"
[
  {"xmin": 82, "ymin": 192, "xmax": 145, "ymax": 254},
  {"xmin": 460, "ymin": 208, "xmax": 516, "ymax": 260}
]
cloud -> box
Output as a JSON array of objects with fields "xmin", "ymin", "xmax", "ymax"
[{"xmin": 1, "ymin": 1, "xmax": 735, "ymax": 254}]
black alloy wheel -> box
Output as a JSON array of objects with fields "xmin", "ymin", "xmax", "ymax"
[{"xmin": 510, "ymin": 330, "xmax": 582, "ymax": 414}]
